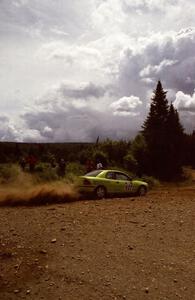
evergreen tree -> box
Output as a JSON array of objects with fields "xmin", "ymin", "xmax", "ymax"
[
  {"xmin": 184, "ymin": 131, "xmax": 195, "ymax": 168},
  {"xmin": 142, "ymin": 81, "xmax": 184, "ymax": 179},
  {"xmin": 142, "ymin": 81, "xmax": 170, "ymax": 179},
  {"xmin": 142, "ymin": 81, "xmax": 169, "ymax": 143},
  {"xmin": 167, "ymin": 103, "xmax": 184, "ymax": 135},
  {"xmin": 166, "ymin": 103, "xmax": 184, "ymax": 178}
]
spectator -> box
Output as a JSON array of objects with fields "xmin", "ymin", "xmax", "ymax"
[
  {"xmin": 50, "ymin": 156, "xmax": 56, "ymax": 168},
  {"xmin": 19, "ymin": 157, "xmax": 26, "ymax": 171},
  {"xmin": 96, "ymin": 160, "xmax": 103, "ymax": 170},
  {"xmin": 86, "ymin": 159, "xmax": 94, "ymax": 173},
  {"xmin": 26, "ymin": 154, "xmax": 37, "ymax": 172}
]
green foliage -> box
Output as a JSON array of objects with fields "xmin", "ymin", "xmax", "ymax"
[
  {"xmin": 41, "ymin": 152, "xmax": 56, "ymax": 165},
  {"xmin": 34, "ymin": 162, "xmax": 58, "ymax": 182},
  {"xmin": 92, "ymin": 150, "xmax": 108, "ymax": 167},
  {"xmin": 131, "ymin": 134, "xmax": 147, "ymax": 175},
  {"xmin": 78, "ymin": 149, "xmax": 93, "ymax": 164},
  {"xmin": 99, "ymin": 139, "xmax": 130, "ymax": 165},
  {"xmin": 166, "ymin": 103, "xmax": 184, "ymax": 179},
  {"xmin": 34, "ymin": 162, "xmax": 51, "ymax": 172},
  {"xmin": 131, "ymin": 134, "xmax": 147, "ymax": 156},
  {"xmin": 34, "ymin": 161, "xmax": 85, "ymax": 183},
  {"xmin": 65, "ymin": 162, "xmax": 86, "ymax": 183},
  {"xmin": 141, "ymin": 175, "xmax": 160, "ymax": 189},
  {"xmin": 0, "ymin": 164, "xmax": 20, "ymax": 184},
  {"xmin": 123, "ymin": 152, "xmax": 138, "ymax": 173},
  {"xmin": 66, "ymin": 162, "xmax": 85, "ymax": 175},
  {"xmin": 184, "ymin": 131, "xmax": 195, "ymax": 167},
  {"xmin": 142, "ymin": 81, "xmax": 169, "ymax": 137}
]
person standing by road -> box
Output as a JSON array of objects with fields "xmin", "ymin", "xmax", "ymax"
[
  {"xmin": 96, "ymin": 160, "xmax": 103, "ymax": 170},
  {"xmin": 86, "ymin": 159, "xmax": 95, "ymax": 173}
]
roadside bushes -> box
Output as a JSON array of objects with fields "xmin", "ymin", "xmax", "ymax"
[
  {"xmin": 123, "ymin": 152, "xmax": 138, "ymax": 173},
  {"xmin": 0, "ymin": 164, "xmax": 20, "ymax": 184},
  {"xmin": 140, "ymin": 175, "xmax": 160, "ymax": 189},
  {"xmin": 33, "ymin": 161, "xmax": 85, "ymax": 183},
  {"xmin": 65, "ymin": 162, "xmax": 85, "ymax": 183},
  {"xmin": 0, "ymin": 162, "xmax": 160, "ymax": 193},
  {"xmin": 34, "ymin": 162, "xmax": 58, "ymax": 183},
  {"xmin": 32, "ymin": 161, "xmax": 85, "ymax": 183},
  {"xmin": 0, "ymin": 162, "xmax": 85, "ymax": 185},
  {"xmin": 92, "ymin": 150, "xmax": 108, "ymax": 167}
]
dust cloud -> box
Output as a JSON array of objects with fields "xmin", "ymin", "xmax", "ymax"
[{"xmin": 0, "ymin": 171, "xmax": 78, "ymax": 207}]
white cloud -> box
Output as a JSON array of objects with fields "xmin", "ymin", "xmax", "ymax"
[
  {"xmin": 174, "ymin": 90, "xmax": 195, "ymax": 112},
  {"xmin": 0, "ymin": 116, "xmax": 18, "ymax": 141},
  {"xmin": 110, "ymin": 96, "xmax": 142, "ymax": 116}
]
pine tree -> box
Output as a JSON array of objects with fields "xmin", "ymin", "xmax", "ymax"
[
  {"xmin": 167, "ymin": 103, "xmax": 184, "ymax": 138},
  {"xmin": 142, "ymin": 81, "xmax": 170, "ymax": 179},
  {"xmin": 142, "ymin": 81, "xmax": 185, "ymax": 179},
  {"xmin": 166, "ymin": 103, "xmax": 184, "ymax": 178}
]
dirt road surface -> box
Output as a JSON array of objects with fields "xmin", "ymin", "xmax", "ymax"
[{"xmin": 0, "ymin": 186, "xmax": 195, "ymax": 300}]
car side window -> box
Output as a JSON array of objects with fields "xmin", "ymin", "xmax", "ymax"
[
  {"xmin": 116, "ymin": 173, "xmax": 129, "ymax": 181},
  {"xmin": 106, "ymin": 172, "xmax": 116, "ymax": 180}
]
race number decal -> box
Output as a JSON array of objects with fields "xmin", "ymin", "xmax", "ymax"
[{"xmin": 125, "ymin": 182, "xmax": 133, "ymax": 191}]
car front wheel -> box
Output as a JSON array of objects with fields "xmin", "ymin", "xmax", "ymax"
[
  {"xmin": 137, "ymin": 185, "xmax": 147, "ymax": 196},
  {"xmin": 95, "ymin": 186, "xmax": 107, "ymax": 199}
]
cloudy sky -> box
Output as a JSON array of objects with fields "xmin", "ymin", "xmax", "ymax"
[{"xmin": 1, "ymin": 0, "xmax": 195, "ymax": 142}]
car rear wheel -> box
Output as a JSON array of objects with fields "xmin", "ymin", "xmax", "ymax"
[
  {"xmin": 95, "ymin": 186, "xmax": 107, "ymax": 199},
  {"xmin": 137, "ymin": 185, "xmax": 147, "ymax": 196}
]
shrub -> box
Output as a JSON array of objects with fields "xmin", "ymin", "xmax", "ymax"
[
  {"xmin": 65, "ymin": 162, "xmax": 86, "ymax": 183},
  {"xmin": 35, "ymin": 162, "xmax": 51, "ymax": 172},
  {"xmin": 123, "ymin": 152, "xmax": 138, "ymax": 173},
  {"xmin": 34, "ymin": 162, "xmax": 58, "ymax": 182},
  {"xmin": 78, "ymin": 149, "xmax": 93, "ymax": 164},
  {"xmin": 141, "ymin": 175, "xmax": 160, "ymax": 189},
  {"xmin": 92, "ymin": 150, "xmax": 108, "ymax": 167},
  {"xmin": 0, "ymin": 164, "xmax": 20, "ymax": 184}
]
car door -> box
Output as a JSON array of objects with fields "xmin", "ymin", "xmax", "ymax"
[
  {"xmin": 104, "ymin": 171, "xmax": 118, "ymax": 193},
  {"xmin": 114, "ymin": 172, "xmax": 134, "ymax": 194}
]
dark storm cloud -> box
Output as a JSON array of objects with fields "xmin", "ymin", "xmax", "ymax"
[
  {"xmin": 118, "ymin": 28, "xmax": 195, "ymax": 97},
  {"xmin": 22, "ymin": 108, "xmax": 138, "ymax": 142},
  {"xmin": 21, "ymin": 80, "xmax": 141, "ymax": 142}
]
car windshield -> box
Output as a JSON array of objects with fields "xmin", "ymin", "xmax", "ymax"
[{"xmin": 85, "ymin": 170, "xmax": 102, "ymax": 177}]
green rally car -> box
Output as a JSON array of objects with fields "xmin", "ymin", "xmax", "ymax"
[{"xmin": 78, "ymin": 169, "xmax": 148, "ymax": 199}]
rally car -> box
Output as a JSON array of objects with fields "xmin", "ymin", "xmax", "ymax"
[{"xmin": 78, "ymin": 169, "xmax": 148, "ymax": 199}]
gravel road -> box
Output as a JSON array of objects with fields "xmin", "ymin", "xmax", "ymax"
[{"xmin": 0, "ymin": 186, "xmax": 195, "ymax": 300}]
